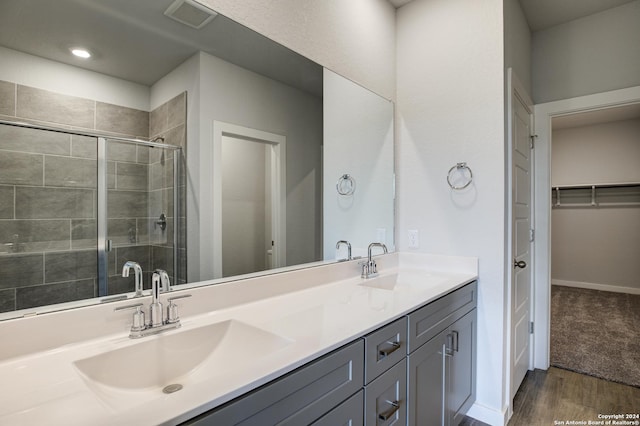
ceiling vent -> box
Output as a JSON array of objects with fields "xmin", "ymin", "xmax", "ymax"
[{"xmin": 164, "ymin": 0, "xmax": 218, "ymax": 29}]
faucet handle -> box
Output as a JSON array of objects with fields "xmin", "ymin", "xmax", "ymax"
[
  {"xmin": 115, "ymin": 303, "xmax": 146, "ymax": 332},
  {"xmin": 166, "ymin": 294, "xmax": 192, "ymax": 324}
]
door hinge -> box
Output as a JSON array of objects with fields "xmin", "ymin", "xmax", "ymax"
[
  {"xmin": 529, "ymin": 229, "xmax": 535, "ymax": 242},
  {"xmin": 530, "ymin": 134, "xmax": 538, "ymax": 149},
  {"xmin": 529, "ymin": 322, "xmax": 534, "ymax": 334}
]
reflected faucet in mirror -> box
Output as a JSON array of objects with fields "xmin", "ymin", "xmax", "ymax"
[
  {"xmin": 122, "ymin": 261, "xmax": 144, "ymax": 297},
  {"xmin": 359, "ymin": 243, "xmax": 388, "ymax": 279},
  {"xmin": 336, "ymin": 240, "xmax": 352, "ymax": 261}
]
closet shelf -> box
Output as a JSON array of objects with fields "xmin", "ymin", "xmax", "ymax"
[{"xmin": 552, "ymin": 182, "xmax": 640, "ymax": 208}]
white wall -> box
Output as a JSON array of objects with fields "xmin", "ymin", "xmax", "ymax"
[
  {"xmin": 531, "ymin": 0, "xmax": 640, "ymax": 104},
  {"xmin": 504, "ymin": 0, "xmax": 531, "ymax": 94},
  {"xmin": 323, "ymin": 69, "xmax": 395, "ymax": 260},
  {"xmin": 396, "ymin": 0, "xmax": 507, "ymax": 424},
  {"xmin": 551, "ymin": 119, "xmax": 640, "ymax": 292},
  {"xmin": 194, "ymin": 0, "xmax": 396, "ymax": 101},
  {"xmin": 0, "ymin": 46, "xmax": 150, "ymax": 111}
]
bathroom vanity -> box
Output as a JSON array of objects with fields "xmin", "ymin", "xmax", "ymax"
[{"xmin": 0, "ymin": 252, "xmax": 477, "ymax": 425}]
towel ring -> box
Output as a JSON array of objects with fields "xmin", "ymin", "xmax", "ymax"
[
  {"xmin": 336, "ymin": 174, "xmax": 356, "ymax": 196},
  {"xmin": 447, "ymin": 162, "xmax": 473, "ymax": 190}
]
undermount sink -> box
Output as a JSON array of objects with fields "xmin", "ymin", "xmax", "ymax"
[
  {"xmin": 358, "ymin": 273, "xmax": 399, "ymax": 290},
  {"xmin": 73, "ymin": 319, "xmax": 291, "ymax": 404}
]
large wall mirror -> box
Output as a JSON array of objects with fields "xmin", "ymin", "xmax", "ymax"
[{"xmin": 0, "ymin": 0, "xmax": 394, "ymax": 319}]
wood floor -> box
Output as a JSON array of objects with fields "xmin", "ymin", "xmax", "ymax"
[
  {"xmin": 508, "ymin": 367, "xmax": 640, "ymax": 425},
  {"xmin": 460, "ymin": 367, "xmax": 640, "ymax": 426}
]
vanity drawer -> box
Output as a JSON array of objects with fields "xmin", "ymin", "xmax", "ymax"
[
  {"xmin": 364, "ymin": 358, "xmax": 407, "ymax": 426},
  {"xmin": 407, "ymin": 281, "xmax": 477, "ymax": 353},
  {"xmin": 186, "ymin": 340, "xmax": 364, "ymax": 426},
  {"xmin": 364, "ymin": 317, "xmax": 407, "ymax": 384},
  {"xmin": 312, "ymin": 390, "xmax": 364, "ymax": 426}
]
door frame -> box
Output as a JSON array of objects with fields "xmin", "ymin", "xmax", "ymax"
[
  {"xmin": 532, "ymin": 85, "xmax": 640, "ymax": 369},
  {"xmin": 212, "ymin": 121, "xmax": 286, "ymax": 278},
  {"xmin": 506, "ymin": 68, "xmax": 534, "ymax": 410}
]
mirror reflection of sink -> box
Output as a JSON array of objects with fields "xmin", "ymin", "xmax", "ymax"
[{"xmin": 74, "ymin": 320, "xmax": 291, "ymax": 406}]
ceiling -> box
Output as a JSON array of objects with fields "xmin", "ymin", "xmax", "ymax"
[
  {"xmin": 552, "ymin": 103, "xmax": 640, "ymax": 130},
  {"xmin": 388, "ymin": 0, "xmax": 636, "ymax": 32},
  {"xmin": 0, "ymin": 0, "xmax": 322, "ymax": 96}
]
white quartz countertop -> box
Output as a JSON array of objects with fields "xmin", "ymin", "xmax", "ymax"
[{"xmin": 0, "ymin": 253, "xmax": 477, "ymax": 425}]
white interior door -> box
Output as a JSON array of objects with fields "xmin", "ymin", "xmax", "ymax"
[
  {"xmin": 212, "ymin": 121, "xmax": 286, "ymax": 279},
  {"xmin": 509, "ymin": 69, "xmax": 534, "ymax": 401}
]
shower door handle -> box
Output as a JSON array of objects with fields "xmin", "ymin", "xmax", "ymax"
[{"xmin": 107, "ymin": 239, "xmax": 113, "ymax": 252}]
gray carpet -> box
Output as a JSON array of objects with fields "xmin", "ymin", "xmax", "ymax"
[{"xmin": 550, "ymin": 285, "xmax": 640, "ymax": 388}]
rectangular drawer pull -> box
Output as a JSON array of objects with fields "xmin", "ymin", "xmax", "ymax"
[
  {"xmin": 378, "ymin": 341, "xmax": 401, "ymax": 358},
  {"xmin": 378, "ymin": 400, "xmax": 400, "ymax": 421}
]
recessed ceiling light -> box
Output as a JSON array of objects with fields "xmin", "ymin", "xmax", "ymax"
[{"xmin": 71, "ymin": 48, "xmax": 91, "ymax": 59}]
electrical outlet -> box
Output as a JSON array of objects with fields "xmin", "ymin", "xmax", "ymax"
[{"xmin": 408, "ymin": 229, "xmax": 419, "ymax": 249}]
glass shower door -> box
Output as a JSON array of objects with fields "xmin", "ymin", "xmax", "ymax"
[
  {"xmin": 103, "ymin": 138, "xmax": 179, "ymax": 295},
  {"xmin": 0, "ymin": 124, "xmax": 98, "ymax": 312}
]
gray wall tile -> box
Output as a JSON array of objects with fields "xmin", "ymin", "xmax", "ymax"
[
  {"xmin": 16, "ymin": 86, "xmax": 95, "ymax": 129},
  {"xmin": 16, "ymin": 279, "xmax": 95, "ymax": 310},
  {"xmin": 45, "ymin": 156, "xmax": 96, "ymax": 188},
  {"xmin": 0, "ymin": 151, "xmax": 43, "ymax": 186},
  {"xmin": 116, "ymin": 245, "xmax": 151, "ymax": 274},
  {"xmin": 0, "ymin": 253, "xmax": 43, "ymax": 289},
  {"xmin": 0, "ymin": 219, "xmax": 70, "ymax": 252},
  {"xmin": 149, "ymin": 188, "xmax": 174, "ymax": 219},
  {"xmin": 0, "ymin": 80, "xmax": 16, "ymax": 116},
  {"xmin": 71, "ymin": 135, "xmax": 97, "ymax": 158},
  {"xmin": 0, "ymin": 124, "xmax": 71, "ymax": 156},
  {"xmin": 167, "ymin": 92, "xmax": 186, "ymax": 129},
  {"xmin": 116, "ymin": 162, "xmax": 148, "ymax": 191},
  {"xmin": 149, "ymin": 159, "xmax": 174, "ymax": 191},
  {"xmin": 107, "ymin": 140, "xmax": 137, "ymax": 162},
  {"xmin": 96, "ymin": 102, "xmax": 149, "ymax": 138},
  {"xmin": 108, "ymin": 190, "xmax": 148, "ymax": 218},
  {"xmin": 0, "ymin": 186, "xmax": 13, "ymax": 219},
  {"xmin": 137, "ymin": 145, "xmax": 150, "ymax": 163},
  {"xmin": 0, "ymin": 288, "xmax": 16, "ymax": 313},
  {"xmin": 45, "ymin": 250, "xmax": 97, "ymax": 283},
  {"xmin": 106, "ymin": 218, "xmax": 141, "ymax": 246},
  {"xmin": 71, "ymin": 219, "xmax": 96, "ymax": 249},
  {"xmin": 149, "ymin": 103, "xmax": 167, "ymax": 138},
  {"xmin": 152, "ymin": 245, "xmax": 174, "ymax": 276},
  {"xmin": 16, "ymin": 187, "xmax": 94, "ymax": 219}
]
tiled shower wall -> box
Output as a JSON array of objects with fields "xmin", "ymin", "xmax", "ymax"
[{"xmin": 0, "ymin": 80, "xmax": 186, "ymax": 313}]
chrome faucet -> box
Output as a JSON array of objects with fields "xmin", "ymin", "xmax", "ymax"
[
  {"xmin": 115, "ymin": 269, "xmax": 191, "ymax": 339},
  {"xmin": 122, "ymin": 261, "xmax": 144, "ymax": 297},
  {"xmin": 359, "ymin": 242, "xmax": 388, "ymax": 279},
  {"xmin": 336, "ymin": 240, "xmax": 352, "ymax": 261}
]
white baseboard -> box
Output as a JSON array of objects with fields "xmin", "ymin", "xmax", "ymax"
[
  {"xmin": 466, "ymin": 402, "xmax": 508, "ymax": 426},
  {"xmin": 551, "ymin": 279, "xmax": 640, "ymax": 295}
]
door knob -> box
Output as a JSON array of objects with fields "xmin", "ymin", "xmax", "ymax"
[{"xmin": 514, "ymin": 260, "xmax": 527, "ymax": 269}]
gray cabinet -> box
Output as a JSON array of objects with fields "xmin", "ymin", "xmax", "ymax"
[
  {"xmin": 406, "ymin": 282, "xmax": 477, "ymax": 426},
  {"xmin": 185, "ymin": 340, "xmax": 364, "ymax": 426}
]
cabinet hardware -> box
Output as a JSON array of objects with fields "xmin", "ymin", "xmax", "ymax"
[
  {"xmin": 378, "ymin": 341, "xmax": 401, "ymax": 359},
  {"xmin": 378, "ymin": 400, "xmax": 399, "ymax": 421},
  {"xmin": 452, "ymin": 330, "xmax": 459, "ymax": 353}
]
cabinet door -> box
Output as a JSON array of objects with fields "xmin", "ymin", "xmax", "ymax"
[
  {"xmin": 364, "ymin": 359, "xmax": 407, "ymax": 426},
  {"xmin": 407, "ymin": 330, "xmax": 447, "ymax": 426},
  {"xmin": 447, "ymin": 309, "xmax": 476, "ymax": 426}
]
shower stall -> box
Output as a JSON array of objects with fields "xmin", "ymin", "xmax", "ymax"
[{"xmin": 0, "ymin": 120, "xmax": 184, "ymax": 313}]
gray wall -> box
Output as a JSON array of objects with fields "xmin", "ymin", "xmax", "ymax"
[
  {"xmin": 551, "ymin": 119, "xmax": 640, "ymax": 292},
  {"xmin": 532, "ymin": 0, "xmax": 640, "ymax": 103}
]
